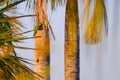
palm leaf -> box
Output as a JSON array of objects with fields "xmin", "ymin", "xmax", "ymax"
[
  {"xmin": 0, "ymin": 0, "xmax": 9, "ymax": 6},
  {"xmin": 50, "ymin": 0, "xmax": 64, "ymax": 10},
  {"xmin": 0, "ymin": 55, "xmax": 42, "ymax": 80},
  {"xmin": 0, "ymin": 0, "xmax": 26, "ymax": 13},
  {"xmin": 0, "ymin": 1, "xmax": 43, "ymax": 80},
  {"xmin": 83, "ymin": 0, "xmax": 108, "ymax": 44}
]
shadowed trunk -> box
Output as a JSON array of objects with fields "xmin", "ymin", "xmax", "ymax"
[
  {"xmin": 65, "ymin": 0, "xmax": 80, "ymax": 80},
  {"xmin": 34, "ymin": 0, "xmax": 50, "ymax": 80}
]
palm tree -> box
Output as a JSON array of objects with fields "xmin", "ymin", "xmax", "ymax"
[
  {"xmin": 0, "ymin": 0, "xmax": 41, "ymax": 80},
  {"xmin": 64, "ymin": 0, "xmax": 79, "ymax": 80},
  {"xmin": 64, "ymin": 0, "xmax": 107, "ymax": 80},
  {"xmin": 34, "ymin": 0, "xmax": 62, "ymax": 79},
  {"xmin": 33, "ymin": 0, "xmax": 80, "ymax": 79},
  {"xmin": 34, "ymin": 0, "xmax": 50, "ymax": 80},
  {"xmin": 32, "ymin": 0, "xmax": 107, "ymax": 80}
]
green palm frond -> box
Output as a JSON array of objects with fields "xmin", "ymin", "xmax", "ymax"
[
  {"xmin": 0, "ymin": 0, "xmax": 44, "ymax": 80},
  {"xmin": 0, "ymin": 55, "xmax": 42, "ymax": 80},
  {"xmin": 24, "ymin": 0, "xmax": 64, "ymax": 11},
  {"xmin": 0, "ymin": 0, "xmax": 9, "ymax": 6},
  {"xmin": 0, "ymin": 0, "xmax": 26, "ymax": 13},
  {"xmin": 0, "ymin": 13, "xmax": 22, "ymax": 45},
  {"xmin": 50, "ymin": 0, "xmax": 64, "ymax": 10},
  {"xmin": 0, "ymin": 14, "xmax": 36, "ymax": 41}
]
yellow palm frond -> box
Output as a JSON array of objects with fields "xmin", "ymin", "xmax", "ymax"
[
  {"xmin": 83, "ymin": 0, "xmax": 107, "ymax": 44},
  {"xmin": 81, "ymin": 0, "xmax": 91, "ymax": 27}
]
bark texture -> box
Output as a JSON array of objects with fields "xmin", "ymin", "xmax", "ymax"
[
  {"xmin": 34, "ymin": 0, "xmax": 50, "ymax": 80},
  {"xmin": 65, "ymin": 0, "xmax": 80, "ymax": 80}
]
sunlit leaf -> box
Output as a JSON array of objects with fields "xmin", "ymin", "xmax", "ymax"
[{"xmin": 83, "ymin": 0, "xmax": 108, "ymax": 44}]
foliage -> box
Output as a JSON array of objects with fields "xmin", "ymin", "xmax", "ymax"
[
  {"xmin": 82, "ymin": 0, "xmax": 108, "ymax": 44},
  {"xmin": 0, "ymin": 0, "xmax": 42, "ymax": 80},
  {"xmin": 0, "ymin": 55, "xmax": 41, "ymax": 80}
]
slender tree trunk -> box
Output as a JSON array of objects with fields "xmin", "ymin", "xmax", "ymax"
[
  {"xmin": 34, "ymin": 0, "xmax": 50, "ymax": 80},
  {"xmin": 65, "ymin": 0, "xmax": 80, "ymax": 80}
]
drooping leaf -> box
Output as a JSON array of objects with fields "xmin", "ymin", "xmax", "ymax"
[
  {"xmin": 83, "ymin": 0, "xmax": 108, "ymax": 44},
  {"xmin": 0, "ymin": 0, "xmax": 26, "ymax": 13}
]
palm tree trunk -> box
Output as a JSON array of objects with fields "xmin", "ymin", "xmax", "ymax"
[
  {"xmin": 65, "ymin": 0, "xmax": 79, "ymax": 80},
  {"xmin": 34, "ymin": 0, "xmax": 50, "ymax": 80}
]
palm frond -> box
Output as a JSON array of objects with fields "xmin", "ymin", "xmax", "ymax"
[
  {"xmin": 25, "ymin": 0, "xmax": 36, "ymax": 11},
  {"xmin": 0, "ymin": 55, "xmax": 42, "ymax": 80},
  {"xmin": 81, "ymin": 0, "xmax": 91, "ymax": 27},
  {"xmin": 0, "ymin": 0, "xmax": 26, "ymax": 13},
  {"xmin": 50, "ymin": 0, "xmax": 64, "ymax": 10},
  {"xmin": 13, "ymin": 45, "xmax": 38, "ymax": 50},
  {"xmin": 83, "ymin": 0, "xmax": 108, "ymax": 44},
  {"xmin": 0, "ymin": 0, "xmax": 9, "ymax": 7},
  {"xmin": 0, "ymin": 1, "xmax": 43, "ymax": 80},
  {"xmin": 24, "ymin": 0, "xmax": 64, "ymax": 11}
]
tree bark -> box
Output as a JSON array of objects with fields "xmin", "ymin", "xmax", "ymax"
[
  {"xmin": 65, "ymin": 0, "xmax": 80, "ymax": 80},
  {"xmin": 34, "ymin": 0, "xmax": 50, "ymax": 80}
]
